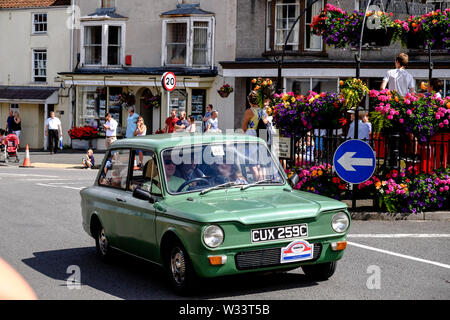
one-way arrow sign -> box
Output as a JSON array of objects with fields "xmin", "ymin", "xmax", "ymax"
[
  {"xmin": 337, "ymin": 152, "xmax": 374, "ymax": 172},
  {"xmin": 333, "ymin": 140, "xmax": 376, "ymax": 184}
]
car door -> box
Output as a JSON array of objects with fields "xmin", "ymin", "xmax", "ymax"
[
  {"xmin": 117, "ymin": 149, "xmax": 160, "ymax": 261},
  {"xmin": 96, "ymin": 148, "xmax": 133, "ymax": 249}
]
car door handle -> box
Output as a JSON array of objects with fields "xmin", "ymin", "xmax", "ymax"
[{"xmin": 115, "ymin": 198, "xmax": 126, "ymax": 203}]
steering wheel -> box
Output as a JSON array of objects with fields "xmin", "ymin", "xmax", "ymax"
[{"xmin": 176, "ymin": 177, "xmax": 210, "ymax": 193}]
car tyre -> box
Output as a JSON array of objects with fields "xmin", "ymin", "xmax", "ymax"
[
  {"xmin": 302, "ymin": 261, "xmax": 337, "ymax": 281},
  {"xmin": 165, "ymin": 240, "xmax": 196, "ymax": 296},
  {"xmin": 95, "ymin": 225, "xmax": 113, "ymax": 262}
]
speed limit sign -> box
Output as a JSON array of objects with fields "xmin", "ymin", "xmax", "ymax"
[{"xmin": 161, "ymin": 72, "xmax": 176, "ymax": 92}]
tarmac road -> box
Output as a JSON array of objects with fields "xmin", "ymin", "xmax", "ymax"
[{"xmin": 0, "ymin": 166, "xmax": 449, "ymax": 300}]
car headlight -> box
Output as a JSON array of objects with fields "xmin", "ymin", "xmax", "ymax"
[
  {"xmin": 331, "ymin": 212, "xmax": 349, "ymax": 233},
  {"xmin": 203, "ymin": 225, "xmax": 224, "ymax": 248}
]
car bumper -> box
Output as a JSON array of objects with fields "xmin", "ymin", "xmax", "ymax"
[{"xmin": 189, "ymin": 236, "xmax": 347, "ymax": 278}]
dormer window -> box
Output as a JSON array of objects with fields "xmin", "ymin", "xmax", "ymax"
[{"xmin": 161, "ymin": 4, "xmax": 215, "ymax": 68}]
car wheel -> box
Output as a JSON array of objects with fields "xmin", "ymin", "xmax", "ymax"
[
  {"xmin": 302, "ymin": 261, "xmax": 337, "ymax": 281},
  {"xmin": 95, "ymin": 225, "xmax": 112, "ymax": 262},
  {"xmin": 165, "ymin": 241, "xmax": 196, "ymax": 296}
]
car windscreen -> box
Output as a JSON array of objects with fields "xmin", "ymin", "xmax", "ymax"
[{"xmin": 160, "ymin": 142, "xmax": 285, "ymax": 194}]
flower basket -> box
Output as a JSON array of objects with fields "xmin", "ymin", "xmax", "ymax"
[
  {"xmin": 72, "ymin": 138, "xmax": 97, "ymax": 150},
  {"xmin": 406, "ymin": 31, "xmax": 425, "ymax": 49},
  {"xmin": 217, "ymin": 90, "xmax": 230, "ymax": 98}
]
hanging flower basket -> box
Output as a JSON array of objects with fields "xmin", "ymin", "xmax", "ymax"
[
  {"xmin": 362, "ymin": 26, "xmax": 395, "ymax": 47},
  {"xmin": 218, "ymin": 84, "xmax": 233, "ymax": 98}
]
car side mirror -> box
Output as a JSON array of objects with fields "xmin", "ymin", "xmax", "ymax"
[
  {"xmin": 133, "ymin": 188, "xmax": 151, "ymax": 201},
  {"xmin": 288, "ymin": 173, "xmax": 300, "ymax": 187}
]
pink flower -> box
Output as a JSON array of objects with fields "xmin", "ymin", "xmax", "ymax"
[
  {"xmin": 399, "ymin": 118, "xmax": 404, "ymax": 124},
  {"xmin": 440, "ymin": 187, "xmax": 444, "ymax": 193},
  {"xmin": 405, "ymin": 99, "xmax": 411, "ymax": 105},
  {"xmin": 436, "ymin": 114, "xmax": 441, "ymax": 120},
  {"xmin": 406, "ymin": 109, "xmax": 412, "ymax": 116},
  {"xmin": 387, "ymin": 115, "xmax": 393, "ymax": 120},
  {"xmin": 445, "ymin": 186, "xmax": 449, "ymax": 191},
  {"xmin": 444, "ymin": 120, "xmax": 449, "ymax": 125},
  {"xmin": 439, "ymin": 122, "xmax": 444, "ymax": 128}
]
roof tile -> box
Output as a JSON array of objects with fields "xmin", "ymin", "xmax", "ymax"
[{"xmin": 0, "ymin": 0, "xmax": 71, "ymax": 9}]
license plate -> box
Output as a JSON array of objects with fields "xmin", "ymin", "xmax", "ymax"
[
  {"xmin": 280, "ymin": 240, "xmax": 313, "ymax": 263},
  {"xmin": 251, "ymin": 224, "xmax": 308, "ymax": 243}
]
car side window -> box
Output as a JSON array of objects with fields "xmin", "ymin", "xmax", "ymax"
[
  {"xmin": 141, "ymin": 156, "xmax": 163, "ymax": 196},
  {"xmin": 130, "ymin": 150, "xmax": 158, "ymax": 192},
  {"xmin": 98, "ymin": 149, "xmax": 131, "ymax": 190}
]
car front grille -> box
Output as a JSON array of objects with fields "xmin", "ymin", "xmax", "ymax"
[{"xmin": 235, "ymin": 243, "xmax": 322, "ymax": 271}]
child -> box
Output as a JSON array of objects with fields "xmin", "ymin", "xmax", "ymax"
[
  {"xmin": 381, "ymin": 53, "xmax": 415, "ymax": 97},
  {"xmin": 82, "ymin": 149, "xmax": 95, "ymax": 169}
]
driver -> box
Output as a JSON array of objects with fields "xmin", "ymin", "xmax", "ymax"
[
  {"xmin": 175, "ymin": 156, "xmax": 206, "ymax": 181},
  {"xmin": 163, "ymin": 157, "xmax": 185, "ymax": 192}
]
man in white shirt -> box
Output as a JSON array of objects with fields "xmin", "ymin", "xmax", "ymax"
[
  {"xmin": 103, "ymin": 113, "xmax": 118, "ymax": 149},
  {"xmin": 381, "ymin": 53, "xmax": 415, "ymax": 97},
  {"xmin": 45, "ymin": 111, "xmax": 62, "ymax": 155}
]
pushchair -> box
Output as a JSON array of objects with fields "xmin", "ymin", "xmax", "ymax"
[{"xmin": 3, "ymin": 133, "xmax": 20, "ymax": 163}]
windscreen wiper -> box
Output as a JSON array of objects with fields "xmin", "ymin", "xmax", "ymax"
[
  {"xmin": 199, "ymin": 181, "xmax": 239, "ymax": 195},
  {"xmin": 240, "ymin": 179, "xmax": 278, "ymax": 191}
]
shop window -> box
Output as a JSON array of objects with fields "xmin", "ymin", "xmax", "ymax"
[
  {"xmin": 79, "ymin": 86, "xmax": 107, "ymax": 129},
  {"xmin": 266, "ymin": 0, "xmax": 324, "ymax": 54},
  {"xmin": 32, "ymin": 13, "xmax": 47, "ymax": 34},
  {"xmin": 33, "ymin": 49, "xmax": 47, "ymax": 83},
  {"xmin": 162, "ymin": 18, "xmax": 214, "ymax": 67},
  {"xmin": 311, "ymin": 78, "xmax": 338, "ymax": 93},
  {"xmin": 82, "ymin": 23, "xmax": 125, "ymax": 66},
  {"xmin": 168, "ymin": 90, "xmax": 187, "ymax": 115}
]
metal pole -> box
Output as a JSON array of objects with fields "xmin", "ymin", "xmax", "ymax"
[{"xmin": 428, "ymin": 45, "xmax": 433, "ymax": 84}]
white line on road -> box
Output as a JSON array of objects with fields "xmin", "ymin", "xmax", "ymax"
[
  {"xmin": 0, "ymin": 173, "xmax": 58, "ymax": 178},
  {"xmin": 348, "ymin": 234, "xmax": 450, "ymax": 238},
  {"xmin": 36, "ymin": 183, "xmax": 83, "ymax": 191},
  {"xmin": 347, "ymin": 241, "xmax": 450, "ymax": 270}
]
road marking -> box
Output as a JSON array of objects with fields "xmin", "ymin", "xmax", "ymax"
[
  {"xmin": 36, "ymin": 183, "xmax": 83, "ymax": 191},
  {"xmin": 348, "ymin": 234, "xmax": 450, "ymax": 238},
  {"xmin": 0, "ymin": 173, "xmax": 58, "ymax": 178},
  {"xmin": 347, "ymin": 241, "xmax": 450, "ymax": 270}
]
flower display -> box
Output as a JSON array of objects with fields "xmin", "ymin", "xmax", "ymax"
[
  {"xmin": 143, "ymin": 94, "xmax": 161, "ymax": 109},
  {"xmin": 269, "ymin": 91, "xmax": 344, "ymax": 137},
  {"xmin": 251, "ymin": 77, "xmax": 274, "ymax": 108},
  {"xmin": 117, "ymin": 92, "xmax": 136, "ymax": 107},
  {"xmin": 68, "ymin": 126, "xmax": 99, "ymax": 140},
  {"xmin": 339, "ymin": 78, "xmax": 369, "ymax": 110},
  {"xmin": 358, "ymin": 167, "xmax": 450, "ymax": 213},
  {"xmin": 286, "ymin": 164, "xmax": 347, "ymax": 200},
  {"xmin": 218, "ymin": 84, "xmax": 234, "ymax": 98},
  {"xmin": 369, "ymin": 89, "xmax": 450, "ymax": 142}
]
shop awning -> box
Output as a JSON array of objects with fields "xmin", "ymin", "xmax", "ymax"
[{"xmin": 0, "ymin": 86, "xmax": 59, "ymax": 104}]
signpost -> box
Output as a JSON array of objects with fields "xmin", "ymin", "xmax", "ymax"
[
  {"xmin": 161, "ymin": 72, "xmax": 176, "ymax": 123},
  {"xmin": 333, "ymin": 140, "xmax": 376, "ymax": 185}
]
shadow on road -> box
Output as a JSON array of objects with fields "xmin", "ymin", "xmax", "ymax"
[{"xmin": 22, "ymin": 246, "xmax": 319, "ymax": 300}]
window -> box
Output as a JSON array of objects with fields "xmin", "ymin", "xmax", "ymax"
[
  {"xmin": 130, "ymin": 152, "xmax": 163, "ymax": 196},
  {"xmin": 33, "ymin": 13, "xmax": 47, "ymax": 34},
  {"xmin": 162, "ymin": 17, "xmax": 214, "ymax": 67},
  {"xmin": 101, "ymin": 0, "xmax": 115, "ymax": 8},
  {"xmin": 266, "ymin": 0, "xmax": 325, "ymax": 53},
  {"xmin": 99, "ymin": 149, "xmax": 131, "ymax": 190},
  {"xmin": 81, "ymin": 23, "xmax": 125, "ymax": 66},
  {"xmin": 33, "ymin": 49, "xmax": 47, "ymax": 83}
]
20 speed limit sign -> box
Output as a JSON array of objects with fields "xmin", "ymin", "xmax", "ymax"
[{"xmin": 161, "ymin": 72, "xmax": 176, "ymax": 92}]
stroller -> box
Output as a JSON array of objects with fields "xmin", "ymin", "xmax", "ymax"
[{"xmin": 1, "ymin": 133, "xmax": 20, "ymax": 163}]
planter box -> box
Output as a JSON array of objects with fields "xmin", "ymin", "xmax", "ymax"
[
  {"xmin": 72, "ymin": 139, "xmax": 97, "ymax": 150},
  {"xmin": 95, "ymin": 138, "xmax": 107, "ymax": 151}
]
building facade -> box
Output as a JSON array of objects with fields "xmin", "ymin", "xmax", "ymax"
[
  {"xmin": 0, "ymin": 0, "xmax": 73, "ymax": 149},
  {"xmin": 220, "ymin": 0, "xmax": 450, "ymax": 129},
  {"xmin": 59, "ymin": 0, "xmax": 239, "ymax": 144}
]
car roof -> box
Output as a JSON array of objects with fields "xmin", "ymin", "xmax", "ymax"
[{"xmin": 110, "ymin": 133, "xmax": 264, "ymax": 151}]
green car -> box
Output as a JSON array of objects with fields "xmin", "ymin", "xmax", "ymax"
[{"xmin": 80, "ymin": 133, "xmax": 350, "ymax": 294}]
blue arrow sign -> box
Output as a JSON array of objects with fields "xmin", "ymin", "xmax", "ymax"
[{"xmin": 333, "ymin": 139, "xmax": 376, "ymax": 184}]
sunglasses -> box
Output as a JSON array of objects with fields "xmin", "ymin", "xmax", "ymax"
[{"xmin": 164, "ymin": 160, "xmax": 174, "ymax": 165}]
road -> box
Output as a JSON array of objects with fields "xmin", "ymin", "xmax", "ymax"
[{"xmin": 0, "ymin": 166, "xmax": 449, "ymax": 300}]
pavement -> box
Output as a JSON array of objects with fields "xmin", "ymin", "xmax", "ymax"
[{"xmin": 0, "ymin": 166, "xmax": 449, "ymax": 300}]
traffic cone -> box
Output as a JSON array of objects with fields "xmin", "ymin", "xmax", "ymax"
[
  {"xmin": 20, "ymin": 144, "xmax": 33, "ymax": 168},
  {"xmin": 133, "ymin": 156, "xmax": 139, "ymax": 170}
]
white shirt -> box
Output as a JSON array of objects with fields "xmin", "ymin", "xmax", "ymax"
[
  {"xmin": 383, "ymin": 69, "xmax": 415, "ymax": 97},
  {"xmin": 46, "ymin": 117, "xmax": 61, "ymax": 130},
  {"xmin": 105, "ymin": 118, "xmax": 118, "ymax": 137},
  {"xmin": 347, "ymin": 120, "xmax": 370, "ymax": 141}
]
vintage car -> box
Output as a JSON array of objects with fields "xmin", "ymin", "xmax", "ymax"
[{"xmin": 80, "ymin": 133, "xmax": 350, "ymax": 294}]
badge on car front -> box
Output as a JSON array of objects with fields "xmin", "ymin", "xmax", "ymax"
[{"xmin": 280, "ymin": 240, "xmax": 313, "ymax": 263}]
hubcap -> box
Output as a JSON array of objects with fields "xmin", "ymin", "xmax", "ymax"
[
  {"xmin": 170, "ymin": 248, "xmax": 186, "ymax": 286},
  {"xmin": 98, "ymin": 228, "xmax": 108, "ymax": 255}
]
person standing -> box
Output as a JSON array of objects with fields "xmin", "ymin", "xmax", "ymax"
[
  {"xmin": 164, "ymin": 109, "xmax": 179, "ymax": 133},
  {"xmin": 362, "ymin": 111, "xmax": 372, "ymax": 135},
  {"xmin": 203, "ymin": 104, "xmax": 213, "ymax": 132},
  {"xmin": 45, "ymin": 111, "xmax": 62, "ymax": 155},
  {"xmin": 103, "ymin": 113, "xmax": 118, "ymax": 149},
  {"xmin": 12, "ymin": 111, "xmax": 22, "ymax": 143},
  {"xmin": 428, "ymin": 78, "xmax": 443, "ymax": 98},
  {"xmin": 205, "ymin": 110, "xmax": 220, "ymax": 132},
  {"xmin": 381, "ymin": 53, "xmax": 415, "ymax": 97},
  {"xmin": 6, "ymin": 110, "xmax": 14, "ymax": 134},
  {"xmin": 174, "ymin": 111, "xmax": 189, "ymax": 132},
  {"xmin": 346, "ymin": 110, "xmax": 370, "ymax": 141},
  {"xmin": 242, "ymin": 91, "xmax": 265, "ymax": 136},
  {"xmin": 185, "ymin": 115, "xmax": 196, "ymax": 133},
  {"xmin": 125, "ymin": 106, "xmax": 139, "ymax": 139}
]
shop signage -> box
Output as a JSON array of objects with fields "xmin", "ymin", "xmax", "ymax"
[{"xmin": 161, "ymin": 72, "xmax": 177, "ymax": 92}]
